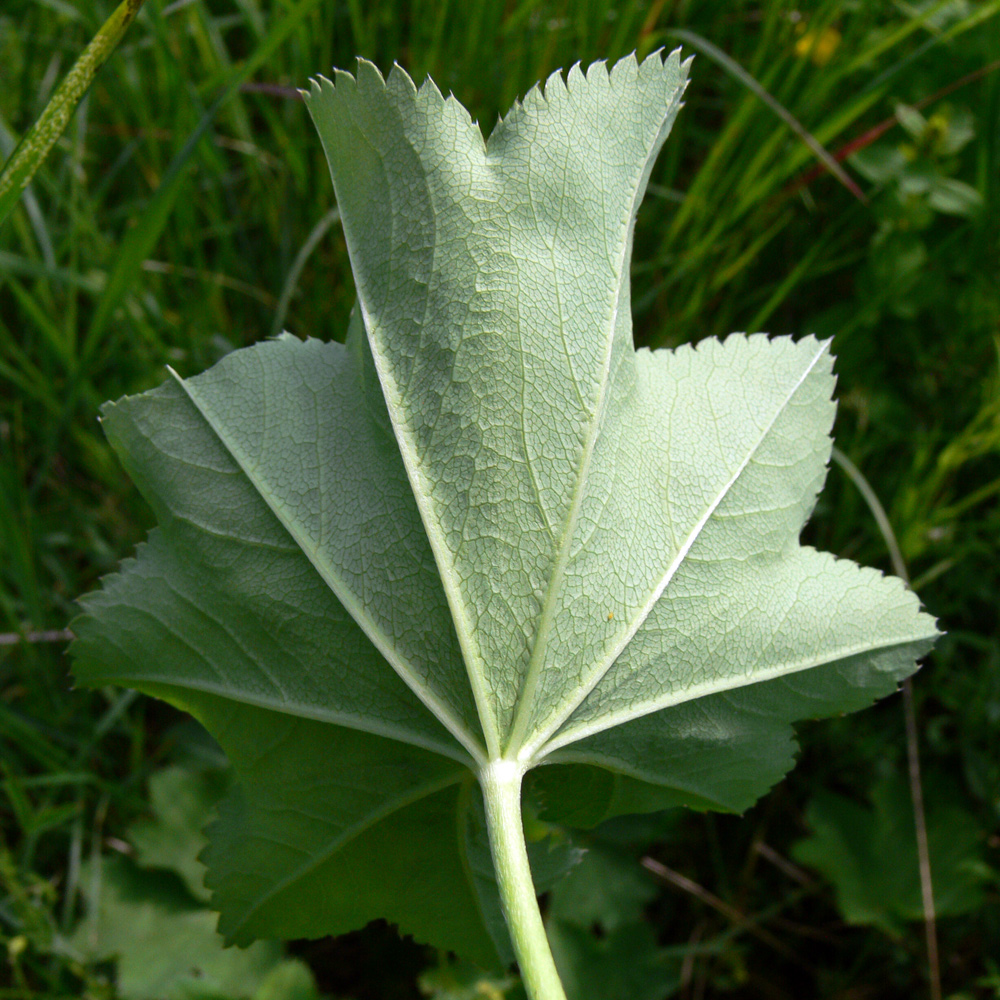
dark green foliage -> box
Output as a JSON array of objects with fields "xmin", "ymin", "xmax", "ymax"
[
  {"xmin": 792, "ymin": 775, "xmax": 988, "ymax": 935},
  {"xmin": 2, "ymin": 1, "xmax": 998, "ymax": 997},
  {"xmin": 69, "ymin": 754, "xmax": 322, "ymax": 998},
  {"xmin": 547, "ymin": 844, "xmax": 682, "ymax": 1000},
  {"xmin": 418, "ymin": 958, "xmax": 523, "ymax": 1000}
]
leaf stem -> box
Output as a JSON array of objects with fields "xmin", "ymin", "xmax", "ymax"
[{"xmin": 479, "ymin": 761, "xmax": 567, "ymax": 1000}]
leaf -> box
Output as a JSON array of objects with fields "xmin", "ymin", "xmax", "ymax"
[
  {"xmin": 70, "ymin": 855, "xmax": 299, "ymax": 1000},
  {"xmin": 895, "ymin": 102, "xmax": 929, "ymax": 140},
  {"xmin": 548, "ymin": 846, "xmax": 656, "ymax": 934},
  {"xmin": 792, "ymin": 775, "xmax": 989, "ymax": 935},
  {"xmin": 195, "ymin": 697, "xmax": 576, "ymax": 966},
  {"xmin": 74, "ymin": 769, "xmax": 324, "ymax": 999},
  {"xmin": 547, "ymin": 919, "xmax": 682, "ymax": 1000},
  {"xmin": 72, "ymin": 51, "xmax": 938, "ymax": 968},
  {"xmin": 129, "ymin": 764, "xmax": 229, "ymax": 903},
  {"xmin": 927, "ymin": 176, "xmax": 983, "ymax": 217},
  {"xmin": 253, "ymin": 961, "xmax": 325, "ymax": 1000},
  {"xmin": 546, "ymin": 832, "xmax": 677, "ymax": 999}
]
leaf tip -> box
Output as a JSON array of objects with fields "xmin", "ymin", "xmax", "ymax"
[
  {"xmin": 356, "ymin": 57, "xmax": 388, "ymax": 90},
  {"xmin": 387, "ymin": 60, "xmax": 419, "ymax": 100},
  {"xmin": 541, "ymin": 64, "xmax": 570, "ymax": 103},
  {"xmin": 303, "ymin": 73, "xmax": 339, "ymax": 104},
  {"xmin": 610, "ymin": 50, "xmax": 638, "ymax": 75},
  {"xmin": 567, "ymin": 60, "xmax": 589, "ymax": 91},
  {"xmin": 417, "ymin": 72, "xmax": 445, "ymax": 105}
]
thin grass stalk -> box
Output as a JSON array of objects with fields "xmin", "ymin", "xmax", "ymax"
[
  {"xmin": 666, "ymin": 28, "xmax": 865, "ymax": 202},
  {"xmin": 831, "ymin": 447, "xmax": 941, "ymax": 1000},
  {"xmin": 0, "ymin": 0, "xmax": 148, "ymax": 227}
]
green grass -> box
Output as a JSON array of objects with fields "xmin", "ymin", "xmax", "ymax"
[{"xmin": 1, "ymin": 1, "xmax": 998, "ymax": 998}]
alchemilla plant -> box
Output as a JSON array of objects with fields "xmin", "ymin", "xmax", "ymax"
[{"xmin": 72, "ymin": 51, "xmax": 939, "ymax": 1000}]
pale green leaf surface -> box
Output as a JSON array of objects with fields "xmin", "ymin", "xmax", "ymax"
[
  {"xmin": 72, "ymin": 52, "xmax": 939, "ymax": 964},
  {"xmin": 520, "ymin": 331, "xmax": 839, "ymax": 752},
  {"xmin": 167, "ymin": 313, "xmax": 480, "ymax": 750},
  {"xmin": 535, "ymin": 635, "xmax": 928, "ymax": 822},
  {"xmin": 550, "ymin": 547, "xmax": 934, "ymax": 751},
  {"xmin": 306, "ymin": 52, "xmax": 690, "ymax": 752}
]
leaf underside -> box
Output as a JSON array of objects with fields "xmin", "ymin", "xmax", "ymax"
[{"xmin": 72, "ymin": 51, "xmax": 938, "ymax": 965}]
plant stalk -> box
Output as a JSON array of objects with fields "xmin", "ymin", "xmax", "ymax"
[
  {"xmin": 0, "ymin": 0, "xmax": 147, "ymax": 227},
  {"xmin": 479, "ymin": 760, "xmax": 567, "ymax": 1000}
]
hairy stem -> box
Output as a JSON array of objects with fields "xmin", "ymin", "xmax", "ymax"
[{"xmin": 479, "ymin": 761, "xmax": 567, "ymax": 1000}]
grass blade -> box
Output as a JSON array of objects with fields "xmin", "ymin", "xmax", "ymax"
[
  {"xmin": 269, "ymin": 207, "xmax": 340, "ymax": 338},
  {"xmin": 83, "ymin": 0, "xmax": 326, "ymax": 353},
  {"xmin": 667, "ymin": 28, "xmax": 866, "ymax": 202},
  {"xmin": 26, "ymin": 0, "xmax": 327, "ymax": 501},
  {"xmin": 0, "ymin": 0, "xmax": 147, "ymax": 227}
]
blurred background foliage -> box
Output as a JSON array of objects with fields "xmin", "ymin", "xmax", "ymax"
[{"xmin": 1, "ymin": 0, "xmax": 998, "ymax": 997}]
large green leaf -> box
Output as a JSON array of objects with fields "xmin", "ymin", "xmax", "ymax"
[{"xmin": 72, "ymin": 52, "xmax": 938, "ymax": 967}]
